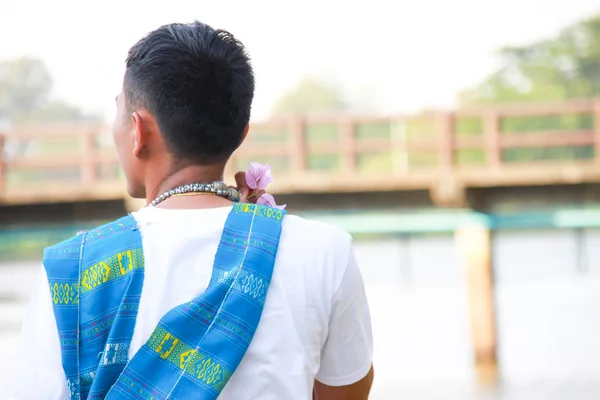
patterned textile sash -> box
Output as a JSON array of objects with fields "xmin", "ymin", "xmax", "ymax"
[
  {"xmin": 44, "ymin": 203, "xmax": 285, "ymax": 400},
  {"xmin": 45, "ymin": 214, "xmax": 145, "ymax": 400}
]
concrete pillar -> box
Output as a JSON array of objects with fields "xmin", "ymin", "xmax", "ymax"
[{"xmin": 455, "ymin": 224, "xmax": 499, "ymax": 387}]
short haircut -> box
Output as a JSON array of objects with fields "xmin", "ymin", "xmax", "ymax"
[{"xmin": 124, "ymin": 21, "xmax": 254, "ymax": 164}]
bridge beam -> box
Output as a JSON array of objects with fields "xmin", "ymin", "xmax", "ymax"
[
  {"xmin": 429, "ymin": 178, "xmax": 467, "ymax": 208},
  {"xmin": 455, "ymin": 224, "xmax": 498, "ymax": 387}
]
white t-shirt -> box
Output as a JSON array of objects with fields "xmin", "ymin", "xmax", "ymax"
[{"xmin": 2, "ymin": 206, "xmax": 373, "ymax": 400}]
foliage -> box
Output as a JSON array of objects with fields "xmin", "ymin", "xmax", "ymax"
[
  {"xmin": 0, "ymin": 57, "xmax": 94, "ymax": 123},
  {"xmin": 457, "ymin": 14, "xmax": 600, "ymax": 164},
  {"xmin": 0, "ymin": 57, "xmax": 52, "ymax": 121},
  {"xmin": 26, "ymin": 100, "xmax": 86, "ymax": 122},
  {"xmin": 271, "ymin": 76, "xmax": 348, "ymax": 116},
  {"xmin": 460, "ymin": 14, "xmax": 600, "ymax": 105}
]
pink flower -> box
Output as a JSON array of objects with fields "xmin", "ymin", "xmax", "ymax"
[
  {"xmin": 245, "ymin": 162, "xmax": 273, "ymax": 190},
  {"xmin": 257, "ymin": 193, "xmax": 286, "ymax": 210}
]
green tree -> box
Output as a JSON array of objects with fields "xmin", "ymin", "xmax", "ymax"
[
  {"xmin": 26, "ymin": 100, "xmax": 85, "ymax": 122},
  {"xmin": 0, "ymin": 57, "xmax": 53, "ymax": 120},
  {"xmin": 460, "ymin": 14, "xmax": 600, "ymax": 105},
  {"xmin": 0, "ymin": 57, "xmax": 93, "ymax": 122},
  {"xmin": 457, "ymin": 14, "xmax": 600, "ymax": 164},
  {"xmin": 271, "ymin": 76, "xmax": 348, "ymax": 116}
]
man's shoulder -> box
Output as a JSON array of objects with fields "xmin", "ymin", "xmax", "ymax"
[
  {"xmin": 82, "ymin": 214, "xmax": 138, "ymax": 243},
  {"xmin": 43, "ymin": 215, "xmax": 137, "ymax": 259},
  {"xmin": 281, "ymin": 214, "xmax": 353, "ymax": 254},
  {"xmin": 276, "ymin": 215, "xmax": 355, "ymax": 302}
]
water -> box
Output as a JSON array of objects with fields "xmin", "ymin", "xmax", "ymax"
[
  {"xmin": 0, "ymin": 261, "xmax": 37, "ymax": 389},
  {"xmin": 2, "ymin": 229, "xmax": 600, "ymax": 399}
]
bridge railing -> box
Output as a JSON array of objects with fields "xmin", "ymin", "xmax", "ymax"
[
  {"xmin": 1, "ymin": 99, "xmax": 600, "ymax": 205},
  {"xmin": 0, "ymin": 123, "xmax": 124, "ymax": 204},
  {"xmin": 231, "ymin": 98, "xmax": 600, "ymax": 203}
]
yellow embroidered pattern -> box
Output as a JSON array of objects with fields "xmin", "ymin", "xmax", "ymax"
[
  {"xmin": 50, "ymin": 282, "xmax": 79, "ymax": 305},
  {"xmin": 80, "ymin": 248, "xmax": 144, "ymax": 295},
  {"xmin": 147, "ymin": 326, "xmax": 232, "ymax": 392},
  {"xmin": 233, "ymin": 203, "xmax": 283, "ymax": 221}
]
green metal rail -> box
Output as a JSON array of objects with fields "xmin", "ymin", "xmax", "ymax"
[
  {"xmin": 2, "ymin": 207, "xmax": 600, "ymax": 261},
  {"xmin": 298, "ymin": 207, "xmax": 600, "ymax": 233}
]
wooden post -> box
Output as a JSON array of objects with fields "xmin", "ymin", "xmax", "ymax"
[
  {"xmin": 594, "ymin": 99, "xmax": 600, "ymax": 164},
  {"xmin": 289, "ymin": 118, "xmax": 306, "ymax": 172},
  {"xmin": 431, "ymin": 112, "xmax": 464, "ymax": 206},
  {"xmin": 455, "ymin": 224, "xmax": 499, "ymax": 387},
  {"xmin": 437, "ymin": 111, "xmax": 454, "ymax": 170},
  {"xmin": 340, "ymin": 119, "xmax": 356, "ymax": 174},
  {"xmin": 484, "ymin": 112, "xmax": 501, "ymax": 168},
  {"xmin": 391, "ymin": 119, "xmax": 408, "ymax": 174},
  {"xmin": 82, "ymin": 132, "xmax": 97, "ymax": 184}
]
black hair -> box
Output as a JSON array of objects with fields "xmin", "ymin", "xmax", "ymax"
[{"xmin": 124, "ymin": 21, "xmax": 254, "ymax": 164}]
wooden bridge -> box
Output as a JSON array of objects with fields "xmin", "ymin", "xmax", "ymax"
[
  {"xmin": 3, "ymin": 98, "xmax": 600, "ymax": 388},
  {"xmin": 1, "ymin": 99, "xmax": 600, "ymax": 208}
]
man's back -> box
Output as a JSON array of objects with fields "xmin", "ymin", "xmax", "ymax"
[
  {"xmin": 2, "ymin": 20, "xmax": 373, "ymax": 400},
  {"xmin": 3, "ymin": 207, "xmax": 372, "ymax": 399}
]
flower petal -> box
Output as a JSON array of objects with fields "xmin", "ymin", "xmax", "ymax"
[
  {"xmin": 245, "ymin": 163, "xmax": 261, "ymax": 189},
  {"xmin": 249, "ymin": 161, "xmax": 263, "ymax": 171},
  {"xmin": 257, "ymin": 193, "xmax": 286, "ymax": 210},
  {"xmin": 256, "ymin": 164, "xmax": 273, "ymax": 190},
  {"xmin": 257, "ymin": 193, "xmax": 275, "ymax": 206}
]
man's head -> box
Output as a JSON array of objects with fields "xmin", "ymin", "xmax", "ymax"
[{"xmin": 113, "ymin": 21, "xmax": 254, "ymax": 199}]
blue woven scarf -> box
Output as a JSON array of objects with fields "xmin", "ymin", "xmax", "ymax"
[{"xmin": 44, "ymin": 203, "xmax": 285, "ymax": 399}]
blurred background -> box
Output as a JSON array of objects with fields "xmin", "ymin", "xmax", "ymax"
[{"xmin": 2, "ymin": 0, "xmax": 600, "ymax": 398}]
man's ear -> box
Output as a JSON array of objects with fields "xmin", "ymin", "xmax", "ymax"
[{"xmin": 131, "ymin": 111, "xmax": 147, "ymax": 158}]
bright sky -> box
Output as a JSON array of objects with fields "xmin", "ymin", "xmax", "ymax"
[{"xmin": 1, "ymin": 0, "xmax": 599, "ymax": 121}]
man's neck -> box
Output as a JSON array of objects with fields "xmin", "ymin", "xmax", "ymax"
[{"xmin": 146, "ymin": 163, "xmax": 228, "ymax": 208}]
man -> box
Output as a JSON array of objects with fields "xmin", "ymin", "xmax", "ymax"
[{"xmin": 2, "ymin": 21, "xmax": 373, "ymax": 400}]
